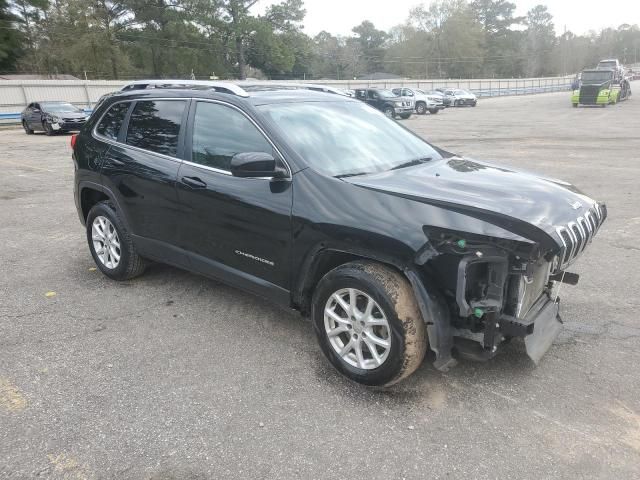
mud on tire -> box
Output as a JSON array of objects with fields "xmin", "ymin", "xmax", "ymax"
[{"xmin": 312, "ymin": 261, "xmax": 427, "ymax": 387}]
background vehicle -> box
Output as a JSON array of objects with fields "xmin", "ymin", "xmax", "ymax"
[
  {"xmin": 571, "ymin": 69, "xmax": 620, "ymax": 107},
  {"xmin": 391, "ymin": 88, "xmax": 444, "ymax": 114},
  {"xmin": 443, "ymin": 88, "xmax": 477, "ymax": 107},
  {"xmin": 431, "ymin": 89, "xmax": 452, "ymax": 107},
  {"xmin": 73, "ymin": 81, "xmax": 606, "ymax": 386},
  {"xmin": 596, "ymin": 58, "xmax": 624, "ymax": 82},
  {"xmin": 354, "ymin": 88, "xmax": 414, "ymax": 118},
  {"xmin": 21, "ymin": 101, "xmax": 88, "ymax": 135}
]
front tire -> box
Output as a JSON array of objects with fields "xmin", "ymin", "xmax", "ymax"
[
  {"xmin": 428, "ymin": 108, "xmax": 439, "ymax": 114},
  {"xmin": 86, "ymin": 201, "xmax": 146, "ymax": 281},
  {"xmin": 415, "ymin": 102, "xmax": 426, "ymax": 115},
  {"xmin": 43, "ymin": 121, "xmax": 54, "ymax": 136},
  {"xmin": 312, "ymin": 261, "xmax": 427, "ymax": 387},
  {"xmin": 399, "ymin": 113, "xmax": 411, "ymax": 119},
  {"xmin": 383, "ymin": 106, "xmax": 395, "ymax": 118}
]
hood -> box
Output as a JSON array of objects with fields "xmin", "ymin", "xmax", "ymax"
[
  {"xmin": 346, "ymin": 157, "xmax": 604, "ymax": 251},
  {"xmin": 45, "ymin": 110, "xmax": 86, "ymax": 119}
]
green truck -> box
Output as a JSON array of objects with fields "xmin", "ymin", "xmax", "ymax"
[
  {"xmin": 572, "ymin": 67, "xmax": 632, "ymax": 107},
  {"xmin": 572, "ymin": 69, "xmax": 619, "ymax": 107}
]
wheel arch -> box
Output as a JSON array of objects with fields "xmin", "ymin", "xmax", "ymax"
[
  {"xmin": 294, "ymin": 246, "xmax": 457, "ymax": 372},
  {"xmin": 78, "ymin": 182, "xmax": 131, "ymax": 230}
]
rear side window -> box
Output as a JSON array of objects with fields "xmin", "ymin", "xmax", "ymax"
[
  {"xmin": 126, "ymin": 100, "xmax": 186, "ymax": 157},
  {"xmin": 190, "ymin": 102, "xmax": 272, "ymax": 171},
  {"xmin": 96, "ymin": 102, "xmax": 130, "ymax": 140}
]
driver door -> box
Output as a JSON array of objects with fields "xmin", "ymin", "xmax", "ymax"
[{"xmin": 176, "ymin": 100, "xmax": 293, "ymax": 298}]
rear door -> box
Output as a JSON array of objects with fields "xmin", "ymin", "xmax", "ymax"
[
  {"xmin": 175, "ymin": 100, "xmax": 293, "ymax": 296},
  {"xmin": 28, "ymin": 103, "xmax": 42, "ymax": 129},
  {"xmin": 99, "ymin": 98, "xmax": 189, "ymax": 262}
]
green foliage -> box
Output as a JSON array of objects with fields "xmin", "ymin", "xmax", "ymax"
[
  {"xmin": 3, "ymin": 0, "xmax": 640, "ymax": 80},
  {"xmin": 0, "ymin": 0, "xmax": 23, "ymax": 71}
]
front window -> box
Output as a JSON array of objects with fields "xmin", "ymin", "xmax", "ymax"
[
  {"xmin": 258, "ymin": 101, "xmax": 443, "ymax": 177},
  {"xmin": 581, "ymin": 71, "xmax": 613, "ymax": 84},
  {"xmin": 377, "ymin": 90, "xmax": 397, "ymax": 98},
  {"xmin": 42, "ymin": 103, "xmax": 82, "ymax": 113},
  {"xmin": 190, "ymin": 102, "xmax": 272, "ymax": 171}
]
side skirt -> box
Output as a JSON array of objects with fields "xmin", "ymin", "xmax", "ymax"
[{"xmin": 133, "ymin": 235, "xmax": 291, "ymax": 308}]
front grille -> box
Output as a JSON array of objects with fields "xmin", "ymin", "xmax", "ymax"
[
  {"xmin": 556, "ymin": 203, "xmax": 606, "ymax": 271},
  {"xmin": 579, "ymin": 85, "xmax": 600, "ymax": 104}
]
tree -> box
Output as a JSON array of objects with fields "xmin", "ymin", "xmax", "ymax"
[
  {"xmin": 471, "ymin": 0, "xmax": 524, "ymax": 76},
  {"xmin": 0, "ymin": 0, "xmax": 24, "ymax": 71},
  {"xmin": 409, "ymin": 0, "xmax": 484, "ymax": 78},
  {"xmin": 524, "ymin": 4, "xmax": 555, "ymax": 76},
  {"xmin": 8, "ymin": 0, "xmax": 48, "ymax": 71},
  {"xmin": 351, "ymin": 20, "xmax": 387, "ymax": 73}
]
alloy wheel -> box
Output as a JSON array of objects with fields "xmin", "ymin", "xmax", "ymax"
[
  {"xmin": 324, "ymin": 288, "xmax": 391, "ymax": 370},
  {"xmin": 91, "ymin": 216, "xmax": 121, "ymax": 269}
]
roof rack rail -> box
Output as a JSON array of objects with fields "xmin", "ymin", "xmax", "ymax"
[
  {"xmin": 237, "ymin": 81, "xmax": 349, "ymax": 96},
  {"xmin": 120, "ymin": 79, "xmax": 249, "ymax": 97}
]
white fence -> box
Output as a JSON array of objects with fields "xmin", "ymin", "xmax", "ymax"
[{"xmin": 0, "ymin": 76, "xmax": 575, "ymax": 124}]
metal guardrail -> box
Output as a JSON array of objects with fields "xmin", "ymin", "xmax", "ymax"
[{"xmin": 0, "ymin": 76, "xmax": 575, "ymax": 124}]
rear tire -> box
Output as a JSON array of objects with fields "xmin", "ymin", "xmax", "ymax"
[
  {"xmin": 399, "ymin": 113, "xmax": 411, "ymax": 119},
  {"xmin": 86, "ymin": 201, "xmax": 146, "ymax": 281},
  {"xmin": 22, "ymin": 121, "xmax": 34, "ymax": 135},
  {"xmin": 383, "ymin": 106, "xmax": 395, "ymax": 118},
  {"xmin": 312, "ymin": 261, "xmax": 427, "ymax": 387}
]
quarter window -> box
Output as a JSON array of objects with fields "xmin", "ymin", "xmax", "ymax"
[
  {"xmin": 126, "ymin": 100, "xmax": 186, "ymax": 157},
  {"xmin": 190, "ymin": 102, "xmax": 272, "ymax": 171},
  {"xmin": 96, "ymin": 102, "xmax": 130, "ymax": 140}
]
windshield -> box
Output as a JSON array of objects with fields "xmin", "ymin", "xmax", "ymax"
[
  {"xmin": 581, "ymin": 71, "xmax": 612, "ymax": 84},
  {"xmin": 598, "ymin": 61, "xmax": 616, "ymax": 69},
  {"xmin": 258, "ymin": 101, "xmax": 442, "ymax": 177},
  {"xmin": 42, "ymin": 103, "xmax": 82, "ymax": 113},
  {"xmin": 378, "ymin": 90, "xmax": 397, "ymax": 98}
]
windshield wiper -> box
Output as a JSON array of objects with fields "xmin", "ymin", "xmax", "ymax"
[
  {"xmin": 389, "ymin": 157, "xmax": 432, "ymax": 171},
  {"xmin": 335, "ymin": 172, "xmax": 371, "ymax": 178}
]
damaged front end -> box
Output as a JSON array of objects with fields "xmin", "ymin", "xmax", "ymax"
[{"xmin": 418, "ymin": 202, "xmax": 607, "ymax": 369}]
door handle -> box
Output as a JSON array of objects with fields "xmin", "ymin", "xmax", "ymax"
[
  {"xmin": 108, "ymin": 158, "xmax": 125, "ymax": 166},
  {"xmin": 181, "ymin": 176, "xmax": 207, "ymax": 189}
]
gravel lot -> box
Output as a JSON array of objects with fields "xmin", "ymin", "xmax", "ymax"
[{"xmin": 1, "ymin": 91, "xmax": 639, "ymax": 479}]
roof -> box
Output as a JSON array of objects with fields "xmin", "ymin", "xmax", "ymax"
[
  {"xmin": 110, "ymin": 84, "xmax": 355, "ymax": 108},
  {"xmin": 115, "ymin": 80, "xmax": 355, "ymax": 106}
]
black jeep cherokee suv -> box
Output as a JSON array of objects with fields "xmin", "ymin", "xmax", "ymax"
[{"xmin": 73, "ymin": 82, "xmax": 606, "ymax": 386}]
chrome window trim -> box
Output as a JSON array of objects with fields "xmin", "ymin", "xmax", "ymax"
[{"xmin": 92, "ymin": 97, "xmax": 292, "ymax": 180}]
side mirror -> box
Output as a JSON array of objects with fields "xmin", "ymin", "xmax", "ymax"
[{"xmin": 230, "ymin": 152, "xmax": 286, "ymax": 179}]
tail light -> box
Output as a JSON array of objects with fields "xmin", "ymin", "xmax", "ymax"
[{"xmin": 70, "ymin": 134, "xmax": 78, "ymax": 150}]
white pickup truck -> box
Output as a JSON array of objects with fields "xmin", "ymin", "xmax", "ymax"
[{"xmin": 392, "ymin": 88, "xmax": 445, "ymax": 115}]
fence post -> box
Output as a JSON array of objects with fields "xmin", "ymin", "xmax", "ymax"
[
  {"xmin": 20, "ymin": 82, "xmax": 28, "ymax": 107},
  {"xmin": 83, "ymin": 82, "xmax": 92, "ymax": 110}
]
